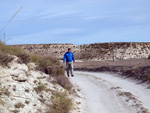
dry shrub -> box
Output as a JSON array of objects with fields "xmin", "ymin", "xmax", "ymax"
[
  {"xmin": 56, "ymin": 66, "xmax": 65, "ymax": 75},
  {"xmin": 35, "ymin": 56, "xmax": 72, "ymax": 90},
  {"xmin": 54, "ymin": 75, "xmax": 73, "ymax": 90},
  {"xmin": 0, "ymin": 98, "xmax": 5, "ymax": 105},
  {"xmin": 11, "ymin": 47, "xmax": 31, "ymax": 64},
  {"xmin": 36, "ymin": 56, "xmax": 65, "ymax": 76},
  {"xmin": 0, "ymin": 42, "xmax": 14, "ymax": 66},
  {"xmin": 38, "ymin": 56, "xmax": 59, "ymax": 68},
  {"xmin": 0, "ymin": 41, "xmax": 30, "ymax": 65},
  {"xmin": 34, "ymin": 84, "xmax": 47, "ymax": 93},
  {"xmin": 0, "ymin": 41, "xmax": 26, "ymax": 56},
  {"xmin": 148, "ymin": 55, "xmax": 150, "ymax": 59},
  {"xmin": 46, "ymin": 91, "xmax": 73, "ymax": 113},
  {"xmin": 11, "ymin": 47, "xmax": 24, "ymax": 56},
  {"xmin": 11, "ymin": 110, "xmax": 20, "ymax": 113},
  {"xmin": 146, "ymin": 74, "xmax": 150, "ymax": 82},
  {"xmin": 17, "ymin": 53, "xmax": 30, "ymax": 64},
  {"xmin": 45, "ymin": 66, "xmax": 64, "ymax": 76},
  {"xmin": 30, "ymin": 54, "xmax": 40, "ymax": 63},
  {"xmin": 34, "ymin": 56, "xmax": 72, "ymax": 90},
  {"xmin": 14, "ymin": 102, "xmax": 25, "ymax": 108},
  {"xmin": 0, "ymin": 41, "xmax": 12, "ymax": 53},
  {"xmin": 0, "ymin": 52, "xmax": 14, "ymax": 66}
]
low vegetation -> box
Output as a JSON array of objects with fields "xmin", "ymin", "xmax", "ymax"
[
  {"xmin": 0, "ymin": 98, "xmax": 5, "ymax": 105},
  {"xmin": 0, "ymin": 41, "xmax": 30, "ymax": 65},
  {"xmin": 54, "ymin": 75, "xmax": 73, "ymax": 90},
  {"xmin": 34, "ymin": 84, "xmax": 47, "ymax": 93},
  {"xmin": 46, "ymin": 91, "xmax": 73, "ymax": 113},
  {"xmin": 11, "ymin": 109, "xmax": 20, "ymax": 113},
  {"xmin": 14, "ymin": 102, "xmax": 25, "ymax": 108},
  {"xmin": 17, "ymin": 53, "xmax": 30, "ymax": 64},
  {"xmin": 31, "ymin": 55, "xmax": 72, "ymax": 90},
  {"xmin": 148, "ymin": 55, "xmax": 150, "ymax": 59},
  {"xmin": 35, "ymin": 56, "xmax": 63, "ymax": 75},
  {"xmin": 0, "ymin": 52, "xmax": 14, "ymax": 66}
]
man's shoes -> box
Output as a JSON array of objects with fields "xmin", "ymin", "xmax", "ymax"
[{"xmin": 67, "ymin": 75, "xmax": 74, "ymax": 77}]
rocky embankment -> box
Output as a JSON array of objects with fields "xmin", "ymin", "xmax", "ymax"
[
  {"xmin": 0, "ymin": 56, "xmax": 82, "ymax": 113},
  {"xmin": 0, "ymin": 56, "xmax": 62, "ymax": 113},
  {"xmin": 12, "ymin": 42, "xmax": 150, "ymax": 60}
]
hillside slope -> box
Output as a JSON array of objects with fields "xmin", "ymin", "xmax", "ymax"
[
  {"xmin": 0, "ymin": 56, "xmax": 64, "ymax": 113},
  {"xmin": 0, "ymin": 56, "xmax": 84, "ymax": 113},
  {"xmin": 12, "ymin": 42, "xmax": 150, "ymax": 60}
]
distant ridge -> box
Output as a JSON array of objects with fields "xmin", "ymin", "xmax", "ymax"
[{"xmin": 11, "ymin": 42, "xmax": 150, "ymax": 60}]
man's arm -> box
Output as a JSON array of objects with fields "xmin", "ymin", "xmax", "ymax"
[
  {"xmin": 63, "ymin": 53, "xmax": 66, "ymax": 63},
  {"xmin": 72, "ymin": 53, "xmax": 75, "ymax": 62}
]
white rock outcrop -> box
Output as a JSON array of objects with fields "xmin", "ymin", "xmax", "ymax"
[{"xmin": 0, "ymin": 57, "xmax": 65, "ymax": 113}]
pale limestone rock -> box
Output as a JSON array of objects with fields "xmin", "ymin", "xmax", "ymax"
[{"xmin": 0, "ymin": 57, "xmax": 69, "ymax": 113}]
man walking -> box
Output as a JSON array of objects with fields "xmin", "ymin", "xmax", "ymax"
[{"xmin": 63, "ymin": 48, "xmax": 75, "ymax": 77}]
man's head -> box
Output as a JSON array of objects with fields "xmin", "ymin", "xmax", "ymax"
[{"xmin": 68, "ymin": 48, "xmax": 71, "ymax": 53}]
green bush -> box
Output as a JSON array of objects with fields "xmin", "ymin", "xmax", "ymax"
[{"xmin": 46, "ymin": 91, "xmax": 73, "ymax": 113}]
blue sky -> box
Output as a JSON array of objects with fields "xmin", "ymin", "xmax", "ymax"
[{"xmin": 0, "ymin": 0, "xmax": 150, "ymax": 45}]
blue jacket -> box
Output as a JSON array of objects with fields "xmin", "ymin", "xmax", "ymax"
[{"xmin": 63, "ymin": 52, "xmax": 75, "ymax": 62}]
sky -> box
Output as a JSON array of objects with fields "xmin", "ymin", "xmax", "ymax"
[{"xmin": 0, "ymin": 0, "xmax": 150, "ymax": 45}]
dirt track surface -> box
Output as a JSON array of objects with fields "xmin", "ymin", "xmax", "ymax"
[
  {"xmin": 71, "ymin": 71, "xmax": 150, "ymax": 113},
  {"xmin": 73, "ymin": 59, "xmax": 150, "ymax": 83}
]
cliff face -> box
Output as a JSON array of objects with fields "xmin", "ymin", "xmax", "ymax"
[{"xmin": 12, "ymin": 42, "xmax": 150, "ymax": 61}]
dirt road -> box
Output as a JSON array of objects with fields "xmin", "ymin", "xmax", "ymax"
[{"xmin": 71, "ymin": 71, "xmax": 150, "ymax": 113}]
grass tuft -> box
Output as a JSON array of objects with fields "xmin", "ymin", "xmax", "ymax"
[
  {"xmin": 34, "ymin": 84, "xmax": 47, "ymax": 93},
  {"xmin": 46, "ymin": 91, "xmax": 73, "ymax": 113},
  {"xmin": 14, "ymin": 102, "xmax": 25, "ymax": 108},
  {"xmin": 17, "ymin": 53, "xmax": 30, "ymax": 64},
  {"xmin": 0, "ymin": 52, "xmax": 14, "ymax": 66},
  {"xmin": 0, "ymin": 41, "xmax": 30, "ymax": 65}
]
